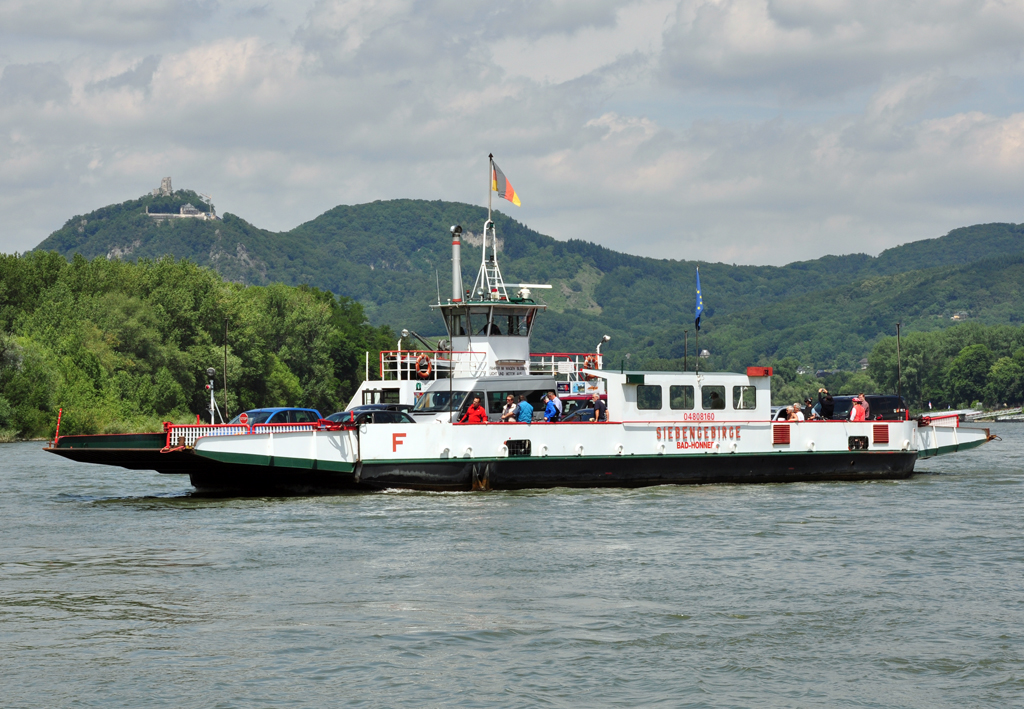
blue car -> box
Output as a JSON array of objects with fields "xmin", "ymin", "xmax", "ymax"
[{"xmin": 228, "ymin": 408, "xmax": 322, "ymax": 425}]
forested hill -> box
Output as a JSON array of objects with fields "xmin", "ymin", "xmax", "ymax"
[{"xmin": 32, "ymin": 192, "xmax": 1024, "ymax": 372}]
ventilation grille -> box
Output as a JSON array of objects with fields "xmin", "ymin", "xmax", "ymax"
[
  {"xmin": 873, "ymin": 424, "xmax": 889, "ymax": 445},
  {"xmin": 772, "ymin": 425, "xmax": 790, "ymax": 445}
]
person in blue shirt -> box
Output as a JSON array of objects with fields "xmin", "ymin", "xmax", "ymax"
[
  {"xmin": 544, "ymin": 393, "xmax": 561, "ymax": 422},
  {"xmin": 516, "ymin": 395, "xmax": 533, "ymax": 423}
]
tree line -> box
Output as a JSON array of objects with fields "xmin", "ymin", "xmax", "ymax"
[
  {"xmin": 0, "ymin": 252, "xmax": 393, "ymax": 440},
  {"xmin": 867, "ymin": 322, "xmax": 1024, "ymax": 410}
]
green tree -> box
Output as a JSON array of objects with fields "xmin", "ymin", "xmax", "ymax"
[
  {"xmin": 985, "ymin": 356, "xmax": 1023, "ymax": 405},
  {"xmin": 943, "ymin": 344, "xmax": 994, "ymax": 407}
]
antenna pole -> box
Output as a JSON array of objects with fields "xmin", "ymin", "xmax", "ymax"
[
  {"xmin": 695, "ymin": 328, "xmax": 699, "ymax": 375},
  {"xmin": 488, "ymin": 153, "xmax": 493, "ymax": 224},
  {"xmin": 684, "ymin": 330, "xmax": 689, "ymax": 371},
  {"xmin": 223, "ymin": 319, "xmax": 229, "ymax": 419},
  {"xmin": 896, "ymin": 322, "xmax": 902, "ymax": 407}
]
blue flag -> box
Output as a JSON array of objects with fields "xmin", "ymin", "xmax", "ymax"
[{"xmin": 695, "ymin": 267, "xmax": 703, "ymax": 331}]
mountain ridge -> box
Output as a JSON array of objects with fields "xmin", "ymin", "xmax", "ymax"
[{"xmin": 31, "ymin": 191, "xmax": 1024, "ymax": 370}]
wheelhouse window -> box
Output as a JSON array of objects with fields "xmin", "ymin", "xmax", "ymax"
[
  {"xmin": 669, "ymin": 385, "xmax": 695, "ymax": 410},
  {"xmin": 467, "ymin": 307, "xmax": 492, "ymax": 336},
  {"xmin": 733, "ymin": 385, "xmax": 757, "ymax": 410},
  {"xmin": 637, "ymin": 384, "xmax": 663, "ymax": 410},
  {"xmin": 492, "ymin": 308, "xmax": 529, "ymax": 337},
  {"xmin": 448, "ymin": 313, "xmax": 467, "ymax": 337},
  {"xmin": 702, "ymin": 385, "xmax": 726, "ymax": 410}
]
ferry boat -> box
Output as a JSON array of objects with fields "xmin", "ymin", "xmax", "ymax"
[{"xmin": 46, "ymin": 160, "xmax": 994, "ymax": 494}]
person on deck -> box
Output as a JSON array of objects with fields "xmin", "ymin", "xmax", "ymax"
[
  {"xmin": 817, "ymin": 388, "xmax": 835, "ymax": 419},
  {"xmin": 460, "ymin": 396, "xmax": 487, "ymax": 423},
  {"xmin": 858, "ymin": 393, "xmax": 871, "ymax": 420},
  {"xmin": 849, "ymin": 397, "xmax": 866, "ymax": 422},
  {"xmin": 591, "ymin": 392, "xmax": 607, "ymax": 422},
  {"xmin": 501, "ymin": 395, "xmax": 519, "ymax": 422},
  {"xmin": 793, "ymin": 403, "xmax": 805, "ymax": 421},
  {"xmin": 516, "ymin": 395, "xmax": 534, "ymax": 423},
  {"xmin": 544, "ymin": 393, "xmax": 561, "ymax": 422}
]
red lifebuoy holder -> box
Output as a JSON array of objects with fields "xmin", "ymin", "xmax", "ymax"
[
  {"xmin": 415, "ymin": 354, "xmax": 432, "ymax": 378},
  {"xmin": 583, "ymin": 354, "xmax": 599, "ymax": 380}
]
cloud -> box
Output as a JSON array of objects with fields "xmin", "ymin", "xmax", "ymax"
[
  {"xmin": 660, "ymin": 0, "xmax": 1024, "ymax": 98},
  {"xmin": 0, "ymin": 63, "xmax": 71, "ymax": 104},
  {"xmin": 1, "ymin": 0, "xmax": 1024, "ymax": 268},
  {"xmin": 0, "ymin": 0, "xmax": 214, "ymax": 44},
  {"xmin": 87, "ymin": 55, "xmax": 162, "ymax": 93}
]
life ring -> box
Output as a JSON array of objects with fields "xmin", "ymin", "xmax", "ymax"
[
  {"xmin": 415, "ymin": 354, "xmax": 432, "ymax": 378},
  {"xmin": 583, "ymin": 354, "xmax": 599, "ymax": 379}
]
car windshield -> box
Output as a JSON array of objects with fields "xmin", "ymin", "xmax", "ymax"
[
  {"xmin": 413, "ymin": 391, "xmax": 469, "ymax": 413},
  {"xmin": 229, "ymin": 410, "xmax": 273, "ymax": 425}
]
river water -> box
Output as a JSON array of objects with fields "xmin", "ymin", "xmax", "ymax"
[{"xmin": 2, "ymin": 425, "xmax": 1023, "ymax": 708}]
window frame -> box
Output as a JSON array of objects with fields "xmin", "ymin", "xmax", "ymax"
[
  {"xmin": 732, "ymin": 385, "xmax": 757, "ymax": 410},
  {"xmin": 637, "ymin": 384, "xmax": 663, "ymax": 410},
  {"xmin": 701, "ymin": 385, "xmax": 726, "ymax": 410},
  {"xmin": 669, "ymin": 385, "xmax": 695, "ymax": 410}
]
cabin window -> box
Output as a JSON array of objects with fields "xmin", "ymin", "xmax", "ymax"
[
  {"xmin": 733, "ymin": 385, "xmax": 757, "ymax": 410},
  {"xmin": 448, "ymin": 313, "xmax": 466, "ymax": 337},
  {"xmin": 487, "ymin": 391, "xmax": 518, "ymax": 414},
  {"xmin": 486, "ymin": 308, "xmax": 528, "ymax": 337},
  {"xmin": 467, "ymin": 308, "xmax": 492, "ymax": 336},
  {"xmin": 701, "ymin": 386, "xmax": 726, "ymax": 410},
  {"xmin": 669, "ymin": 385, "xmax": 695, "ymax": 410},
  {"xmin": 637, "ymin": 385, "xmax": 663, "ymax": 410},
  {"xmin": 508, "ymin": 314, "xmax": 528, "ymax": 336}
]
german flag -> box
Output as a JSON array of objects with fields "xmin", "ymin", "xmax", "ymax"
[{"xmin": 491, "ymin": 160, "xmax": 521, "ymax": 207}]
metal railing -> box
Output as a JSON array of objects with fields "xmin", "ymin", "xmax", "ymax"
[
  {"xmin": 251, "ymin": 423, "xmax": 319, "ymax": 434},
  {"xmin": 164, "ymin": 422, "xmax": 334, "ymax": 448},
  {"xmin": 379, "ymin": 350, "xmax": 488, "ymax": 380},
  {"xmin": 165, "ymin": 423, "xmax": 249, "ymax": 448},
  {"xmin": 529, "ymin": 353, "xmax": 603, "ymax": 380}
]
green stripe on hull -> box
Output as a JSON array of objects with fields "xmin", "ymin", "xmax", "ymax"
[
  {"xmin": 917, "ymin": 436, "xmax": 989, "ymax": 459},
  {"xmin": 359, "ymin": 449, "xmax": 914, "ymax": 466},
  {"xmin": 197, "ymin": 449, "xmax": 355, "ymax": 473}
]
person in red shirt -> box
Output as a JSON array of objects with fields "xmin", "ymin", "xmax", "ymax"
[
  {"xmin": 849, "ymin": 398, "xmax": 866, "ymax": 422},
  {"xmin": 460, "ymin": 396, "xmax": 488, "ymax": 423}
]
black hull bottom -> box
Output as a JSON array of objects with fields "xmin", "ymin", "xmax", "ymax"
[
  {"xmin": 47, "ymin": 445, "xmax": 919, "ymax": 495},
  {"xmin": 47, "ymin": 447, "xmax": 207, "ymax": 474},
  {"xmin": 190, "ymin": 452, "xmax": 917, "ymax": 495}
]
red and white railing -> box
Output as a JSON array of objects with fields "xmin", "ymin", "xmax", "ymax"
[
  {"xmin": 529, "ymin": 352, "xmax": 604, "ymax": 379},
  {"xmin": 163, "ymin": 421, "xmax": 350, "ymax": 449},
  {"xmin": 379, "ymin": 350, "xmax": 488, "ymax": 380},
  {"xmin": 164, "ymin": 423, "xmax": 249, "ymax": 448}
]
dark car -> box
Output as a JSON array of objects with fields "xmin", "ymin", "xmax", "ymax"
[
  {"xmin": 831, "ymin": 395, "xmax": 908, "ymax": 421},
  {"xmin": 229, "ymin": 407, "xmax": 322, "ymax": 425},
  {"xmin": 327, "ymin": 406, "xmax": 416, "ymax": 424},
  {"xmin": 560, "ymin": 407, "xmax": 596, "ymax": 422}
]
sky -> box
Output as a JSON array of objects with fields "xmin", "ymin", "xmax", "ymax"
[{"xmin": 2, "ymin": 0, "xmax": 1024, "ymax": 265}]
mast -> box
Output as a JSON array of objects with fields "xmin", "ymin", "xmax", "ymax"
[{"xmin": 472, "ymin": 153, "xmax": 508, "ymax": 301}]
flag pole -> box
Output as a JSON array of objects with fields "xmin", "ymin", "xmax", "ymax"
[
  {"xmin": 483, "ymin": 153, "xmax": 493, "ymax": 281},
  {"xmin": 695, "ymin": 327, "xmax": 699, "ymax": 375}
]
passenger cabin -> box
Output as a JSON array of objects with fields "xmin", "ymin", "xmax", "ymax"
[{"xmin": 595, "ymin": 371, "xmax": 772, "ymax": 422}]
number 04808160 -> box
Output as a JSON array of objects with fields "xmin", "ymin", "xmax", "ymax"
[{"xmin": 682, "ymin": 413, "xmax": 714, "ymax": 421}]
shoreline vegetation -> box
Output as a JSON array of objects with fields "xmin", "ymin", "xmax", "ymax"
[
  {"xmin": 2, "ymin": 250, "xmax": 1023, "ymax": 440},
  {"xmin": 0, "ymin": 252, "xmax": 393, "ymax": 440}
]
